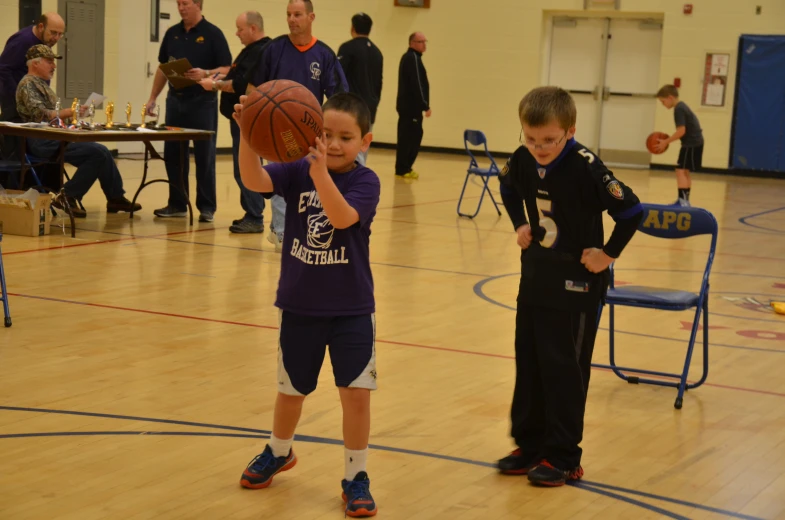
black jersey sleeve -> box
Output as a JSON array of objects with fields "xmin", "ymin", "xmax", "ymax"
[
  {"xmin": 579, "ymin": 147, "xmax": 643, "ymax": 258},
  {"xmin": 499, "ymin": 151, "xmax": 528, "ymax": 231}
]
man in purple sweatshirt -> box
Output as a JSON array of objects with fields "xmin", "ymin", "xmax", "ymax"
[
  {"xmin": 0, "ymin": 12, "xmax": 65, "ymax": 122},
  {"xmin": 249, "ymin": 0, "xmax": 348, "ymax": 252}
]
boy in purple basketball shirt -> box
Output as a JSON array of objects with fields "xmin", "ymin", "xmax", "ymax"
[{"xmin": 235, "ymin": 92, "xmax": 380, "ymax": 518}]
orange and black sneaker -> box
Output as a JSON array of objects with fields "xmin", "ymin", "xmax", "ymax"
[
  {"xmin": 341, "ymin": 471, "xmax": 377, "ymax": 517},
  {"xmin": 239, "ymin": 445, "xmax": 297, "ymax": 489},
  {"xmin": 497, "ymin": 449, "xmax": 540, "ymax": 475},
  {"xmin": 527, "ymin": 460, "xmax": 584, "ymax": 487}
]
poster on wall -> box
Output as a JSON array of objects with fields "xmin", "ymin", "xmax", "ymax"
[{"xmin": 702, "ymin": 53, "xmax": 730, "ymax": 107}]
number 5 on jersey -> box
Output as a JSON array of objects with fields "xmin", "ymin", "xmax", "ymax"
[
  {"xmin": 536, "ymin": 198, "xmax": 558, "ymax": 248},
  {"xmin": 578, "ymin": 148, "xmax": 595, "ymax": 163}
]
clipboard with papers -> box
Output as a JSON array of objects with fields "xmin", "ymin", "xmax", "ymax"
[{"xmin": 159, "ymin": 58, "xmax": 199, "ymax": 89}]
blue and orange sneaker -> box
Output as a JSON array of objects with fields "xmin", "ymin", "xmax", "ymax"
[
  {"xmin": 341, "ymin": 471, "xmax": 377, "ymax": 517},
  {"xmin": 240, "ymin": 445, "xmax": 297, "ymax": 489},
  {"xmin": 527, "ymin": 460, "xmax": 584, "ymax": 487}
]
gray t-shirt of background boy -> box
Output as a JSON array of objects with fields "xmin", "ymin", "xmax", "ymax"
[{"xmin": 674, "ymin": 101, "xmax": 704, "ymax": 147}]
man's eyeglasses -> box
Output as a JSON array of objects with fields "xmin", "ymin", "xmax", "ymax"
[
  {"xmin": 413, "ymin": 39, "xmax": 428, "ymax": 44},
  {"xmin": 520, "ymin": 130, "xmax": 567, "ymax": 151}
]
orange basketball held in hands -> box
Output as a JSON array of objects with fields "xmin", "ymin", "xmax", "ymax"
[
  {"xmin": 240, "ymin": 80, "xmax": 324, "ymax": 163},
  {"xmin": 646, "ymin": 131, "xmax": 670, "ymax": 154}
]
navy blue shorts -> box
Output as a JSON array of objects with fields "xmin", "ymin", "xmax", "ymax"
[{"xmin": 277, "ymin": 311, "xmax": 377, "ymax": 396}]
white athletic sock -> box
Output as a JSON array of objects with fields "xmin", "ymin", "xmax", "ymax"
[
  {"xmin": 269, "ymin": 434, "xmax": 293, "ymax": 458},
  {"xmin": 344, "ymin": 448, "xmax": 368, "ymax": 481}
]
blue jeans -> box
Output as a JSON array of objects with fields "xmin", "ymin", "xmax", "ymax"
[
  {"xmin": 164, "ymin": 93, "xmax": 218, "ymax": 213},
  {"xmin": 229, "ymin": 118, "xmax": 265, "ymax": 223},
  {"xmin": 27, "ymin": 139, "xmax": 125, "ymax": 200},
  {"xmin": 266, "ymin": 159, "xmax": 285, "ymax": 239},
  {"xmin": 271, "ymin": 194, "xmax": 285, "ymax": 240}
]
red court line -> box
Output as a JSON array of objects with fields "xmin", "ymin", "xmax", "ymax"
[
  {"xmin": 8, "ymin": 292, "xmax": 785, "ymax": 400},
  {"xmin": 6, "ymin": 237, "xmax": 133, "ymax": 255},
  {"xmin": 377, "ymin": 196, "xmax": 478, "ymax": 211},
  {"xmin": 4, "ymin": 227, "xmax": 222, "ymax": 256}
]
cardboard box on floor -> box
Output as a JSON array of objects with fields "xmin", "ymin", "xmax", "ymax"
[{"xmin": 0, "ymin": 190, "xmax": 52, "ymax": 237}]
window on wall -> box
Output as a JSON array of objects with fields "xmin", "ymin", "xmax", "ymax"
[{"xmin": 150, "ymin": 0, "xmax": 160, "ymax": 42}]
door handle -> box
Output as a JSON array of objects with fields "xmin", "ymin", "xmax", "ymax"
[
  {"xmin": 603, "ymin": 86, "xmax": 611, "ymax": 101},
  {"xmin": 147, "ymin": 62, "xmax": 154, "ymax": 78}
]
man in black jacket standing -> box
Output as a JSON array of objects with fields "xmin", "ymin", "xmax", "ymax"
[
  {"xmin": 395, "ymin": 32, "xmax": 430, "ymax": 179},
  {"xmin": 198, "ymin": 11, "xmax": 270, "ymax": 233},
  {"xmin": 337, "ymin": 12, "xmax": 383, "ymax": 166}
]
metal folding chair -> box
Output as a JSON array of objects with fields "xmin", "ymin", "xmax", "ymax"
[
  {"xmin": 593, "ymin": 203, "xmax": 718, "ymax": 409},
  {"xmin": 0, "ymin": 229, "xmax": 10, "ymax": 327},
  {"xmin": 457, "ymin": 130, "xmax": 502, "ymax": 218}
]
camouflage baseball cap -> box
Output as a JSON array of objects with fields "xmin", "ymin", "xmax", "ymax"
[{"xmin": 25, "ymin": 44, "xmax": 62, "ymax": 61}]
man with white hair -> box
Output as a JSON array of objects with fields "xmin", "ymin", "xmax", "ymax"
[{"xmin": 16, "ymin": 45, "xmax": 139, "ymax": 218}]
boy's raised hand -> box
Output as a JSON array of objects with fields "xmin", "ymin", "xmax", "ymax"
[
  {"xmin": 306, "ymin": 136, "xmax": 329, "ymax": 178},
  {"xmin": 232, "ymin": 95, "xmax": 247, "ymax": 125}
]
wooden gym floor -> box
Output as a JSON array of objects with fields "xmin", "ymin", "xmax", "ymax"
[{"xmin": 1, "ymin": 148, "xmax": 784, "ymax": 519}]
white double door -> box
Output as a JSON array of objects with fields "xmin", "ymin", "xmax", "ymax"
[{"xmin": 548, "ymin": 17, "xmax": 663, "ymax": 167}]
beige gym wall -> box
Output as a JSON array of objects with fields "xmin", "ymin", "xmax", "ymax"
[{"xmin": 3, "ymin": 0, "xmax": 784, "ymax": 169}]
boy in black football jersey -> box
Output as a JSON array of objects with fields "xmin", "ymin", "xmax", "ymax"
[{"xmin": 496, "ymin": 86, "xmax": 643, "ymax": 487}]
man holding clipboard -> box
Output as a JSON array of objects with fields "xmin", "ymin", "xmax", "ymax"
[{"xmin": 145, "ymin": 0, "xmax": 231, "ymax": 222}]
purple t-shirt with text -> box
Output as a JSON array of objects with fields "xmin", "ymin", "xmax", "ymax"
[{"xmin": 266, "ymin": 159, "xmax": 380, "ymax": 316}]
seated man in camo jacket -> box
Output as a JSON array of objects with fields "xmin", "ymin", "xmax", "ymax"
[{"xmin": 16, "ymin": 44, "xmax": 139, "ymax": 217}]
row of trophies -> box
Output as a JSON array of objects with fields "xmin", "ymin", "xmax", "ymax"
[{"xmin": 53, "ymin": 98, "xmax": 165, "ymax": 130}]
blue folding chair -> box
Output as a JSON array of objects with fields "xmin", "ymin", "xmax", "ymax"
[
  {"xmin": 0, "ymin": 229, "xmax": 10, "ymax": 327},
  {"xmin": 457, "ymin": 130, "xmax": 502, "ymax": 218},
  {"xmin": 593, "ymin": 203, "xmax": 718, "ymax": 409}
]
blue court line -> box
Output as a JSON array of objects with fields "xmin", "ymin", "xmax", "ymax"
[
  {"xmin": 0, "ymin": 406, "xmax": 763, "ymax": 519},
  {"xmin": 576, "ymin": 481, "xmax": 763, "ymax": 520},
  {"xmin": 738, "ymin": 205, "xmax": 785, "ymax": 234},
  {"xmin": 569, "ymin": 482, "xmax": 692, "ymax": 520},
  {"xmin": 0, "ymin": 405, "xmax": 272, "ymax": 435},
  {"xmin": 472, "ymin": 274, "xmax": 785, "ymax": 355},
  {"xmin": 0, "ymin": 433, "xmax": 687, "ymax": 520}
]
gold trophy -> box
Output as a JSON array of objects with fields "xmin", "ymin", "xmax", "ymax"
[
  {"xmin": 88, "ymin": 101, "xmax": 95, "ymax": 128},
  {"xmin": 125, "ymin": 102, "xmax": 132, "ymax": 127},
  {"xmin": 140, "ymin": 104, "xmax": 147, "ymax": 128},
  {"xmin": 154, "ymin": 104, "xmax": 162, "ymax": 128},
  {"xmin": 70, "ymin": 98, "xmax": 78, "ymax": 125},
  {"xmin": 105, "ymin": 101, "xmax": 114, "ymax": 128}
]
